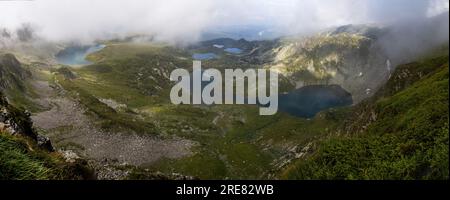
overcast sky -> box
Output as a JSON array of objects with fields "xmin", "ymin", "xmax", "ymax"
[{"xmin": 0, "ymin": 0, "xmax": 449, "ymax": 43}]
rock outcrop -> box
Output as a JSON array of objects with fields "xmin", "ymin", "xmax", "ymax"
[{"xmin": 0, "ymin": 91, "xmax": 53, "ymax": 151}]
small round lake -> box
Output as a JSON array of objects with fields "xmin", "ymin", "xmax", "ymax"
[{"xmin": 56, "ymin": 44, "xmax": 105, "ymax": 65}]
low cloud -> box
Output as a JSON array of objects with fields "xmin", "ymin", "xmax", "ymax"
[{"xmin": 0, "ymin": 0, "xmax": 448, "ymax": 44}]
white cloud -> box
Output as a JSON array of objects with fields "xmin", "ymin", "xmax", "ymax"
[
  {"xmin": 0, "ymin": 0, "xmax": 448, "ymax": 43},
  {"xmin": 428, "ymin": 0, "xmax": 450, "ymax": 17}
]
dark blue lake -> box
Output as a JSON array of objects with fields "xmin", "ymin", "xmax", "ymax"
[
  {"xmin": 278, "ymin": 85, "xmax": 353, "ymax": 118},
  {"xmin": 56, "ymin": 44, "xmax": 105, "ymax": 65}
]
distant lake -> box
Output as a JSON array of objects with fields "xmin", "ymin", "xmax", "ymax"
[
  {"xmin": 192, "ymin": 53, "xmax": 218, "ymax": 60},
  {"xmin": 278, "ymin": 85, "xmax": 353, "ymax": 118},
  {"xmin": 56, "ymin": 44, "xmax": 105, "ymax": 65},
  {"xmin": 224, "ymin": 48, "xmax": 243, "ymax": 54}
]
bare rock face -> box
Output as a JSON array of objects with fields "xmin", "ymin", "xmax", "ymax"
[
  {"xmin": 0, "ymin": 110, "xmax": 54, "ymax": 151},
  {"xmin": 37, "ymin": 134, "xmax": 54, "ymax": 151}
]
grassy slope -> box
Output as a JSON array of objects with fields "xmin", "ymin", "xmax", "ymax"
[
  {"xmin": 280, "ymin": 56, "xmax": 449, "ymax": 179},
  {"xmin": 1, "ymin": 131, "xmax": 54, "ymax": 180},
  {"xmin": 0, "ymin": 131, "xmax": 81, "ymax": 180}
]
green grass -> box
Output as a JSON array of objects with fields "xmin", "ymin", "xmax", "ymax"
[
  {"xmin": 0, "ymin": 131, "xmax": 94, "ymax": 180},
  {"xmin": 0, "ymin": 132, "xmax": 54, "ymax": 180}
]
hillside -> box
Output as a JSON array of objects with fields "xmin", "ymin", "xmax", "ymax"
[
  {"xmin": 280, "ymin": 55, "xmax": 449, "ymax": 179},
  {"xmin": 2, "ymin": 38, "xmax": 447, "ymax": 180}
]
